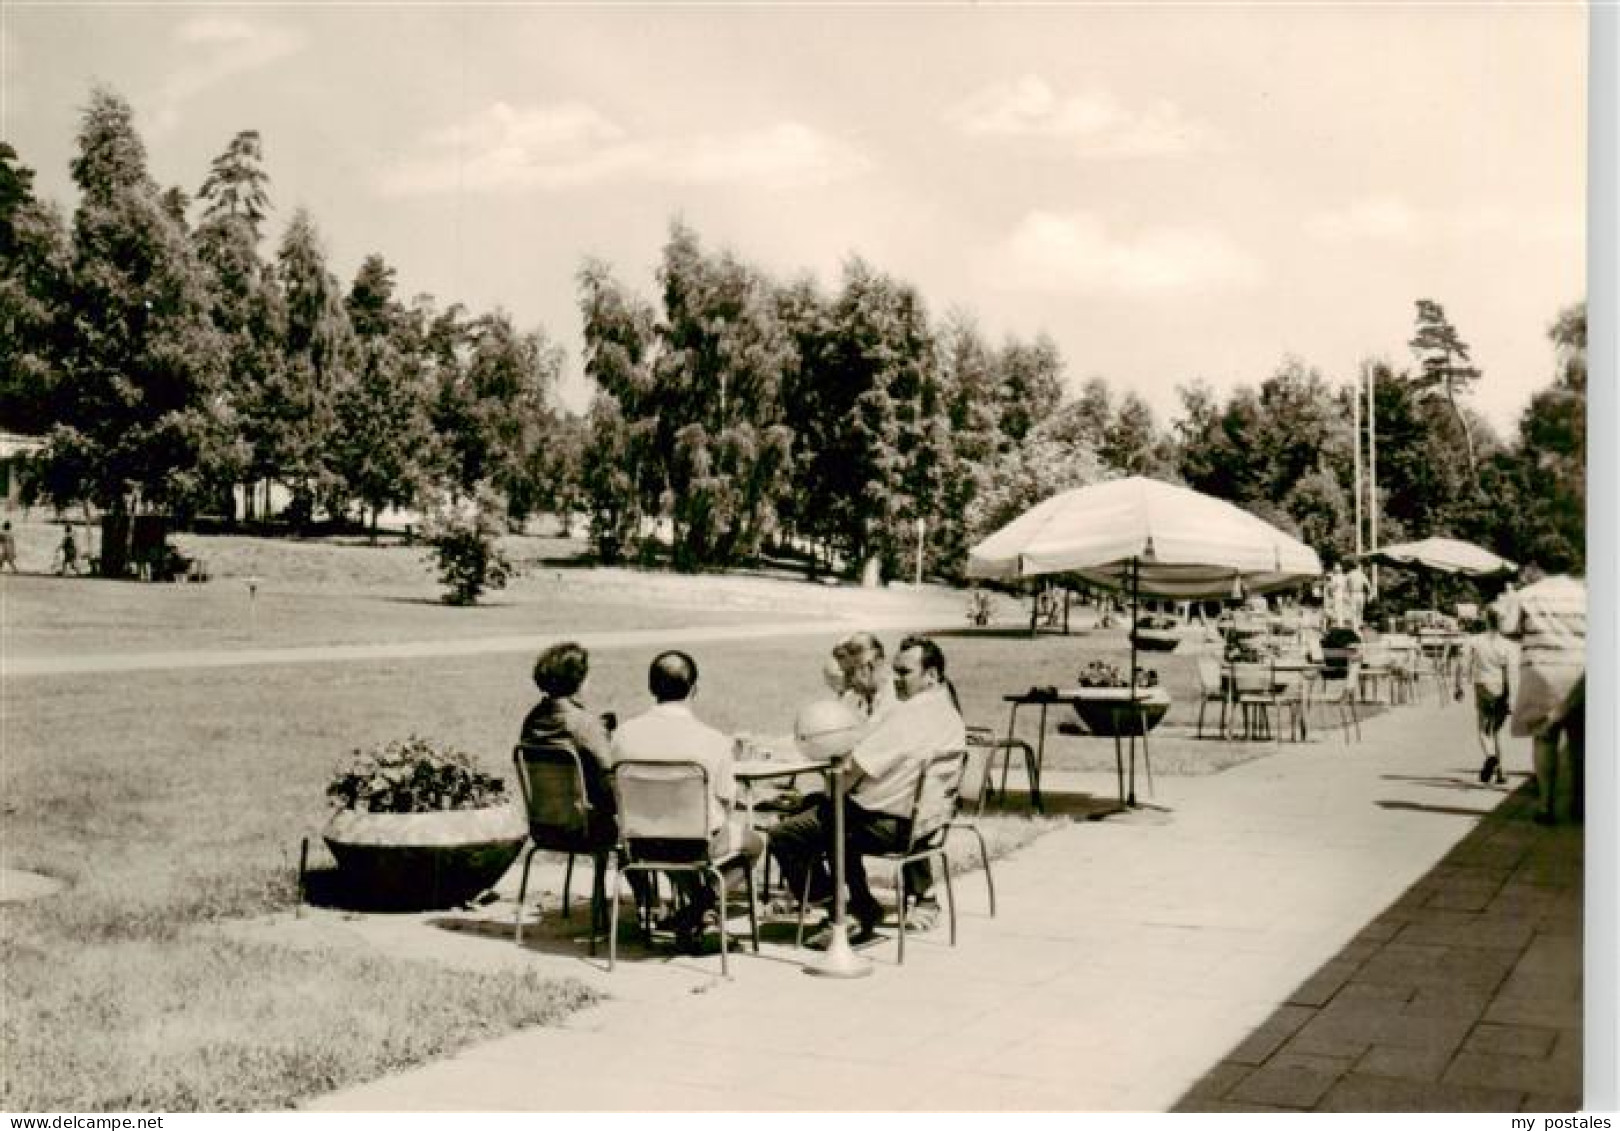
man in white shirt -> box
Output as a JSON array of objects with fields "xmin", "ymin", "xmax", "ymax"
[
  {"xmin": 1500, "ymin": 572, "xmax": 1586, "ymax": 824},
  {"xmin": 611, "ymin": 650, "xmax": 762, "ymax": 950},
  {"xmin": 769, "ymin": 634, "xmax": 966, "ymax": 943}
]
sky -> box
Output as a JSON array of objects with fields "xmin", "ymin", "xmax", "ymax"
[{"xmin": 0, "ymin": 3, "xmax": 1589, "ymax": 435}]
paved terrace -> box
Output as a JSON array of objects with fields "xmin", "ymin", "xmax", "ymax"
[{"xmin": 255, "ymin": 697, "xmax": 1593, "ymax": 1112}]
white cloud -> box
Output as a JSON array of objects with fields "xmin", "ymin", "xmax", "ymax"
[
  {"xmin": 151, "ymin": 18, "xmax": 304, "ymax": 135},
  {"xmin": 175, "ymin": 16, "xmax": 261, "ymax": 45},
  {"xmin": 995, "ymin": 210, "xmax": 1264, "ymax": 294},
  {"xmin": 946, "ymin": 75, "xmax": 1217, "ymax": 157},
  {"xmin": 1304, "ymin": 195, "xmax": 1423, "ymax": 243},
  {"xmin": 1306, "ymin": 196, "xmax": 1583, "ymax": 246},
  {"xmin": 379, "ymin": 103, "xmax": 870, "ymax": 196}
]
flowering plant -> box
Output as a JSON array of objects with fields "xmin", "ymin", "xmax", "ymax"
[
  {"xmin": 1077, "ymin": 660, "xmax": 1159, "ymax": 689},
  {"xmin": 326, "ymin": 736, "xmax": 508, "ymax": 813}
]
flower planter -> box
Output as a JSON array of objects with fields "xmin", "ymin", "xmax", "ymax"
[
  {"xmin": 324, "ymin": 803, "xmax": 527, "ymax": 911},
  {"xmin": 1069, "ymin": 687, "xmax": 1172, "ymax": 736}
]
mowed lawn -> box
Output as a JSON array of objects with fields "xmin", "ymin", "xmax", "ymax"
[{"xmin": 0, "ymin": 541, "xmax": 1328, "ymax": 1110}]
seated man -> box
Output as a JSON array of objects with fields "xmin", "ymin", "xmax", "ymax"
[
  {"xmin": 769, "ymin": 634, "xmax": 966, "ymax": 943},
  {"xmin": 611, "ymin": 650, "xmax": 764, "ymax": 952}
]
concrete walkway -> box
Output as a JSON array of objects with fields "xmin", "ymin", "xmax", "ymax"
[{"xmin": 282, "ymin": 699, "xmax": 1584, "ymax": 1112}]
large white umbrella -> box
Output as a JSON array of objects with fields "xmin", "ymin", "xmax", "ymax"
[
  {"xmin": 966, "ymin": 476, "xmax": 1323, "ymax": 597},
  {"xmin": 1365, "ymin": 536, "xmax": 1516, "ymax": 577},
  {"xmin": 966, "ymin": 476, "xmax": 1322, "ymax": 808}
]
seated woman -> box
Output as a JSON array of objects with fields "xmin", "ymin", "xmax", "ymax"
[{"xmin": 519, "ymin": 642, "xmax": 619, "ymax": 846}]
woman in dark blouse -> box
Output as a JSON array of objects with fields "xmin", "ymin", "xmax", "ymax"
[{"xmin": 520, "ymin": 642, "xmax": 618, "ymax": 843}]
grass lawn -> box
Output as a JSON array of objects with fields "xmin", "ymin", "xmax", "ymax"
[{"xmin": 1, "ymin": 534, "xmax": 1340, "ymax": 1110}]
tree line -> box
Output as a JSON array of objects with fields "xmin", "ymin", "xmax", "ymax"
[{"xmin": 0, "ymin": 87, "xmax": 1586, "ymax": 583}]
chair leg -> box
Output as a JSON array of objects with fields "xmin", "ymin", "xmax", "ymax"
[
  {"xmin": 744, "ymin": 859, "xmax": 760, "ymax": 953},
  {"xmin": 942, "ymin": 851, "xmax": 957, "ymax": 947},
  {"xmin": 561, "ymin": 852, "xmax": 575, "ymax": 920},
  {"xmin": 588, "ymin": 851, "xmax": 607, "ymax": 958},
  {"xmin": 895, "ymin": 863, "xmax": 908, "ymax": 965},
  {"xmin": 607, "ymin": 866, "xmax": 624, "ymax": 971},
  {"xmin": 514, "ymin": 844, "xmax": 538, "ymax": 945},
  {"xmin": 1196, "ymin": 699, "xmax": 1207, "ymax": 739},
  {"xmin": 966, "ymin": 824, "xmax": 995, "ymax": 916},
  {"xmin": 796, "ymin": 870, "xmax": 812, "ymax": 949},
  {"xmin": 714, "ymin": 868, "xmax": 729, "ymax": 978}
]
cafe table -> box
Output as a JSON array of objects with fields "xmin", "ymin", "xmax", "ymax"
[{"xmin": 1001, "ymin": 685, "xmax": 1172, "ymax": 810}]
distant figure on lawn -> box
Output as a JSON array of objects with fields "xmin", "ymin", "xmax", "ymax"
[
  {"xmin": 611, "ymin": 650, "xmax": 763, "ymax": 953},
  {"xmin": 0, "ymin": 521, "xmax": 17, "ymax": 573},
  {"xmin": 1345, "ymin": 562, "xmax": 1371, "ymax": 629},
  {"xmin": 54, "ymin": 523, "xmax": 81, "ymax": 576}
]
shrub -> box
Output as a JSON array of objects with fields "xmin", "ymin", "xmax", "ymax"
[
  {"xmin": 422, "ymin": 488, "xmax": 513, "ymax": 606},
  {"xmin": 326, "ymin": 736, "xmax": 507, "ymax": 813}
]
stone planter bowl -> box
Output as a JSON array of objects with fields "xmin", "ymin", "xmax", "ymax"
[
  {"xmin": 324, "ymin": 803, "xmax": 527, "ymax": 911},
  {"xmin": 1070, "ymin": 687, "xmax": 1173, "ymax": 736}
]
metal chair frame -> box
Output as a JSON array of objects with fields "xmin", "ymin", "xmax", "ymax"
[
  {"xmin": 512, "ymin": 742, "xmax": 615, "ymax": 953},
  {"xmin": 1193, "ymin": 654, "xmax": 1231, "ymax": 739},
  {"xmin": 608, "ymin": 759, "xmax": 759, "ymax": 977}
]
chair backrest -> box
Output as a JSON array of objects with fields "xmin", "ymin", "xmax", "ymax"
[
  {"xmin": 514, "ymin": 742, "xmax": 597, "ymax": 850},
  {"xmin": 907, "ymin": 748, "xmax": 969, "ymax": 850},
  {"xmin": 1195, "ymin": 654, "xmax": 1224, "ymax": 695},
  {"xmin": 610, "ymin": 759, "xmax": 713, "ymax": 845},
  {"xmin": 956, "ymin": 740, "xmax": 995, "ymax": 818},
  {"xmin": 1230, "ymin": 662, "xmax": 1273, "ymax": 694}
]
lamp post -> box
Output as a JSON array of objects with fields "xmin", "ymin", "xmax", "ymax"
[{"xmin": 804, "ymin": 752, "xmax": 872, "ymax": 979}]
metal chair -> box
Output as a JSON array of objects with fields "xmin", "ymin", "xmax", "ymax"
[
  {"xmin": 512, "ymin": 743, "xmax": 618, "ymax": 952},
  {"xmin": 946, "ymin": 742, "xmax": 997, "ymax": 917},
  {"xmin": 608, "ymin": 760, "xmax": 759, "ymax": 976},
  {"xmin": 965, "ymin": 724, "xmax": 1039, "ymax": 813},
  {"xmin": 795, "ymin": 748, "xmax": 971, "ymax": 964},
  {"xmin": 1194, "ymin": 654, "xmax": 1231, "ymax": 739},
  {"xmin": 1314, "ymin": 660, "xmax": 1363, "ymax": 743},
  {"xmin": 1271, "ymin": 659, "xmax": 1314, "ymax": 741},
  {"xmin": 1229, "ymin": 662, "xmax": 1282, "ymax": 740}
]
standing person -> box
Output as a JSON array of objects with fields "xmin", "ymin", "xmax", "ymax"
[
  {"xmin": 1454, "ymin": 607, "xmax": 1515, "ymax": 784},
  {"xmin": 611, "ymin": 650, "xmax": 763, "ymax": 952},
  {"xmin": 55, "ymin": 523, "xmax": 80, "ymax": 576},
  {"xmin": 1500, "ymin": 572, "xmax": 1586, "ymax": 825},
  {"xmin": 0, "ymin": 521, "xmax": 18, "ymax": 573},
  {"xmin": 1345, "ymin": 562, "xmax": 1371, "ymax": 629},
  {"xmin": 769, "ymin": 634, "xmax": 966, "ymax": 944},
  {"xmin": 1325, "ymin": 563, "xmax": 1349, "ymax": 627}
]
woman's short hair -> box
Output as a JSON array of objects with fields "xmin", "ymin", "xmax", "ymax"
[{"xmin": 533, "ymin": 642, "xmax": 589, "ymax": 698}]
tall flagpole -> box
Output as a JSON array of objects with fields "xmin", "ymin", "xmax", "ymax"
[
  {"xmin": 1352, "ymin": 371, "xmax": 1363, "ymax": 562},
  {"xmin": 1366, "ymin": 362, "xmax": 1379, "ymax": 597}
]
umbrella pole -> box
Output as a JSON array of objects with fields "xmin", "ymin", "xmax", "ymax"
[{"xmin": 1128, "ymin": 558, "xmax": 1139, "ymax": 807}]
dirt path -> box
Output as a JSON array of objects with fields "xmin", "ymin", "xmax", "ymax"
[{"xmin": 3, "ymin": 609, "xmax": 960, "ymax": 677}]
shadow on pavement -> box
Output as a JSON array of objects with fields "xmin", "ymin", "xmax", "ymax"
[{"xmin": 1175, "ymin": 783, "xmax": 1583, "ymax": 1112}]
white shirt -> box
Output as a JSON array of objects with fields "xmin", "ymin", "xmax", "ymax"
[
  {"xmin": 610, "ymin": 701, "xmax": 735, "ymax": 838},
  {"xmin": 849, "ymin": 685, "xmax": 967, "ymax": 818}
]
